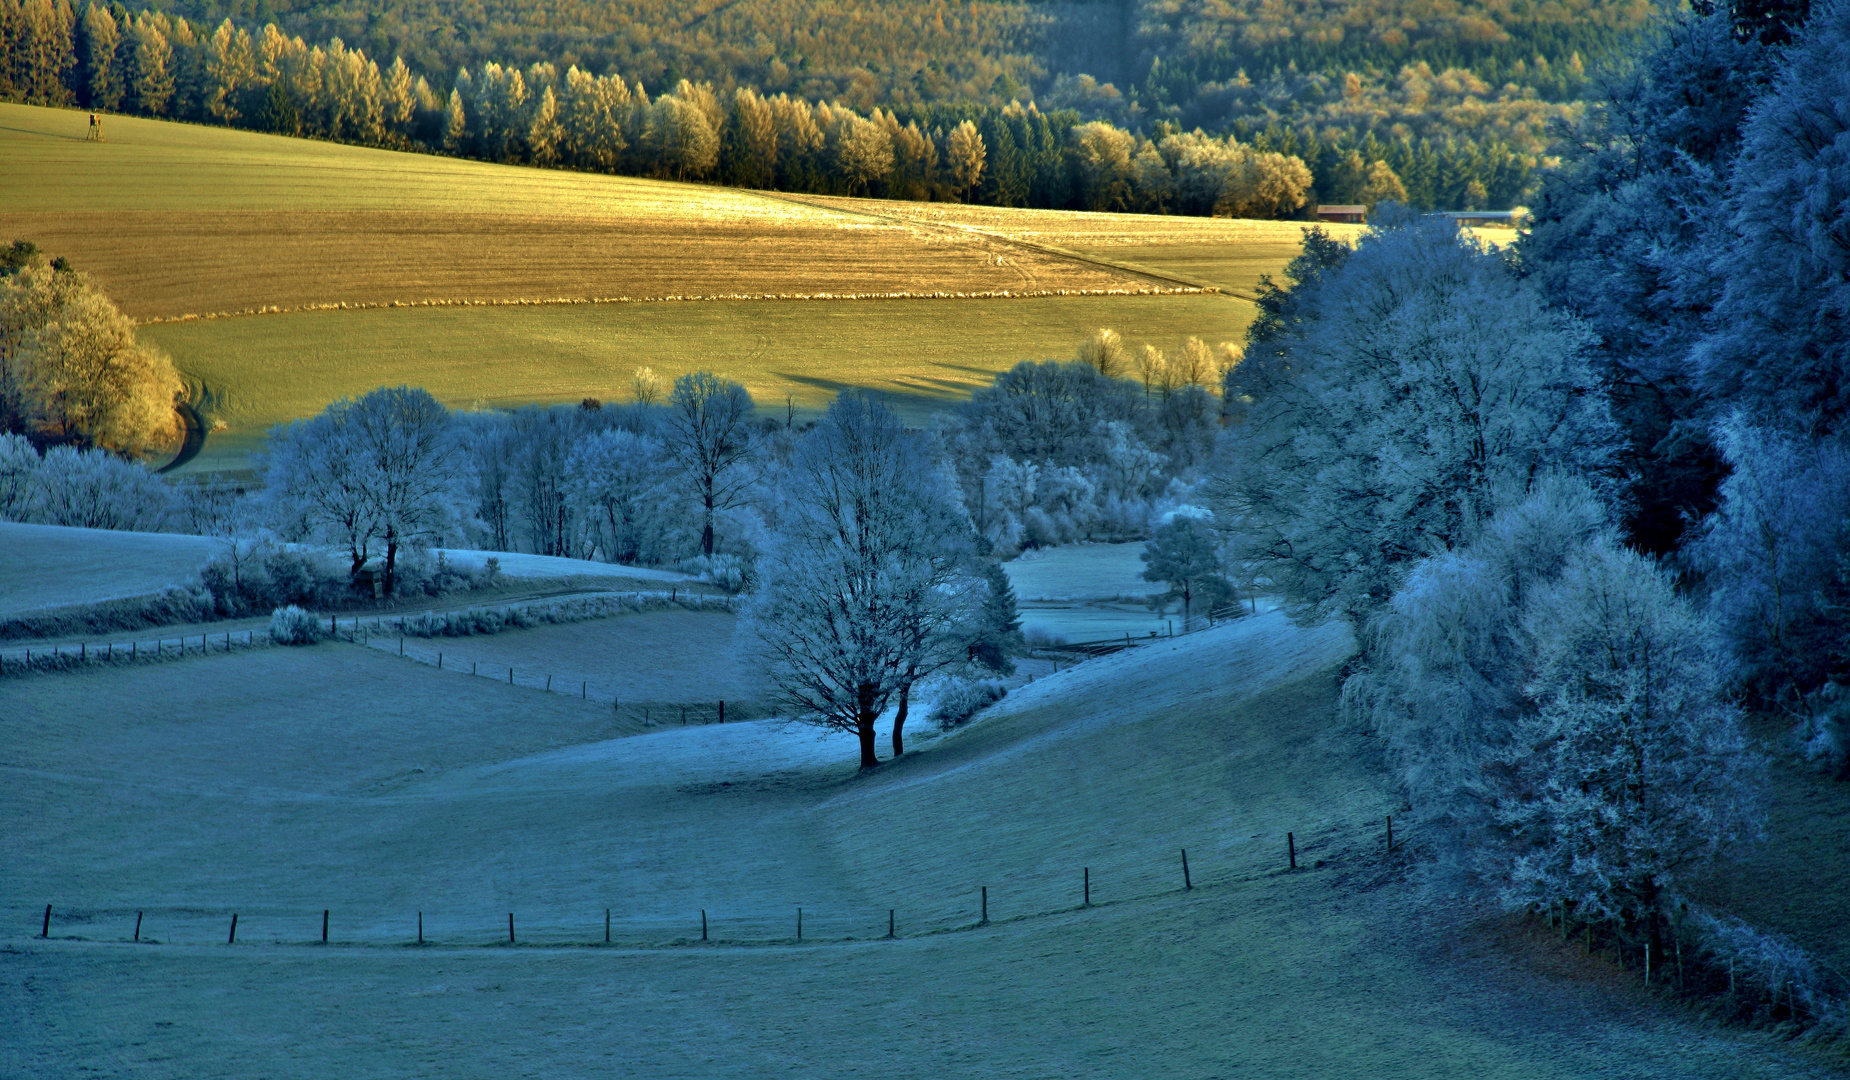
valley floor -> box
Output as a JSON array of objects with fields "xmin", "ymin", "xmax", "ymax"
[{"xmin": 1, "ymin": 614, "xmax": 1838, "ymax": 1077}]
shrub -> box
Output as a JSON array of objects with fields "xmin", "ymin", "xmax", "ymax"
[
  {"xmin": 269, "ymin": 605, "xmax": 322, "ymax": 645},
  {"xmin": 677, "ymin": 553, "xmax": 747, "ymax": 592},
  {"xmin": 196, "ymin": 540, "xmax": 345, "ymax": 616},
  {"xmin": 929, "ymin": 678, "xmax": 1009, "ymax": 730}
]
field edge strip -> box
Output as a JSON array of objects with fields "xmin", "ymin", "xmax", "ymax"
[{"xmin": 136, "ymin": 286, "xmax": 1221, "ymax": 326}]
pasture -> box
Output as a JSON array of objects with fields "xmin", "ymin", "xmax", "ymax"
[
  {"xmin": 2, "ymin": 101, "xmax": 1314, "ymax": 474},
  {"xmin": 140, "ymin": 292, "xmax": 1253, "ymax": 472},
  {"xmin": 3, "ymin": 615, "xmax": 1837, "ymax": 1078},
  {"xmin": 0, "ymin": 522, "xmax": 219, "ymax": 617}
]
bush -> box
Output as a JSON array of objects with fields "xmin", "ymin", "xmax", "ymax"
[
  {"xmin": 196, "ymin": 540, "xmax": 345, "ymax": 616},
  {"xmin": 677, "ymin": 553, "xmax": 747, "ymax": 593},
  {"xmin": 269, "ymin": 605, "xmax": 322, "ymax": 645},
  {"xmin": 929, "ymin": 678, "xmax": 1008, "ymax": 730}
]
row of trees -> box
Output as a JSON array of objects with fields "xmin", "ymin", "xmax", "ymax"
[
  {"xmin": 0, "ymin": 241, "xmax": 183, "ymax": 457},
  {"xmin": 1, "ymin": 2, "xmax": 1528, "ymax": 212},
  {"xmin": 1216, "ymin": 200, "xmax": 1765, "ymax": 1007},
  {"xmin": 1519, "ymin": 0, "xmax": 1849, "ymax": 778},
  {"xmin": 1201, "ymin": 0, "xmax": 1845, "ymax": 1023}
]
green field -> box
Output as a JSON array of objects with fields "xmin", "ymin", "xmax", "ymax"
[
  {"xmin": 2, "ymin": 102, "xmax": 1300, "ymax": 473},
  {"xmin": 142, "ymin": 294, "xmax": 1255, "ymax": 473}
]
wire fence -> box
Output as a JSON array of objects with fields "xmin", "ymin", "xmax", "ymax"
[
  {"xmin": 16, "ymin": 817, "xmax": 1398, "ymax": 951},
  {"xmin": 0, "ymin": 588, "xmax": 734, "ymax": 680}
]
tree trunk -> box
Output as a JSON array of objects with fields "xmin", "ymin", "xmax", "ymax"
[
  {"xmin": 383, "ymin": 533, "xmax": 399, "ymax": 598},
  {"xmin": 892, "ymin": 682, "xmax": 911, "ymax": 758},
  {"xmin": 856, "ymin": 714, "xmax": 880, "ymax": 768}
]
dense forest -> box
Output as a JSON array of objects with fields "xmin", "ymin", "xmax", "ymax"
[{"xmin": 1, "ymin": 0, "xmax": 1661, "ymax": 209}]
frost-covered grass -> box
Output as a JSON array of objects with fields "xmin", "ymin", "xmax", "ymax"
[
  {"xmin": 370, "ymin": 609, "xmax": 754, "ymax": 705},
  {"xmin": 0, "ymin": 522, "xmax": 219, "ymax": 616},
  {"xmin": 3, "ymin": 615, "xmax": 1837, "ymax": 1077},
  {"xmin": 1002, "ymin": 541, "xmax": 1182, "ymax": 641}
]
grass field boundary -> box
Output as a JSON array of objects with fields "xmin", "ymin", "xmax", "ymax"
[
  {"xmin": 134, "ymin": 285, "xmax": 1212, "ymax": 326},
  {"xmin": 17, "ymin": 822, "xmax": 1365, "ymax": 952},
  {"xmin": 0, "ymin": 588, "xmax": 736, "ymax": 677}
]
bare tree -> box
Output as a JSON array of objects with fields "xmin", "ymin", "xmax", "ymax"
[
  {"xmin": 664, "ymin": 371, "xmax": 754, "ymax": 556},
  {"xmin": 743, "ymin": 392, "xmax": 981, "ymax": 767}
]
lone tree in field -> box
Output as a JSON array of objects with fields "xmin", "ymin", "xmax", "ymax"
[
  {"xmin": 744, "ymin": 391, "xmax": 983, "ymax": 768},
  {"xmin": 264, "ymin": 386, "xmax": 463, "ymax": 595},
  {"xmin": 664, "ymin": 371, "xmax": 754, "ymax": 556},
  {"xmin": 1141, "ymin": 514, "xmax": 1234, "ymax": 626}
]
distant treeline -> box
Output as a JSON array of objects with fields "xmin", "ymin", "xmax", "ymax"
[{"xmin": 1, "ymin": 0, "xmax": 1583, "ymax": 209}]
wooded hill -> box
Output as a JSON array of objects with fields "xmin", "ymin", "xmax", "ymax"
[{"xmin": 2, "ymin": 0, "xmax": 1659, "ymax": 208}]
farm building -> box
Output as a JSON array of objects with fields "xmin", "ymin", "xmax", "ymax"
[{"xmin": 1315, "ymin": 205, "xmax": 1367, "ymax": 223}]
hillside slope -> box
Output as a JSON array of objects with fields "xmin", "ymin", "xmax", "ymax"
[{"xmin": 2, "ymin": 613, "xmax": 1837, "ymax": 1077}]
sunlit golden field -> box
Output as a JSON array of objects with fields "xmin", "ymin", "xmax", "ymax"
[{"xmin": 2, "ymin": 101, "xmax": 1333, "ymax": 472}]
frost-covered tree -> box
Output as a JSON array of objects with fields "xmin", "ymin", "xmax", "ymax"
[
  {"xmin": 0, "ymin": 432, "xmax": 36, "ymax": 517},
  {"xmin": 1693, "ymin": 0, "xmax": 1850, "ymax": 437},
  {"xmin": 743, "ymin": 392, "xmax": 982, "ymax": 768},
  {"xmin": 1349, "ymin": 478, "xmax": 1763, "ymax": 934},
  {"xmin": 1347, "ymin": 477, "xmax": 1613, "ymax": 858},
  {"xmin": 1688, "ymin": 418, "xmax": 1850, "ymax": 710},
  {"xmin": 348, "ymin": 386, "xmax": 465, "ymax": 595},
  {"xmin": 1518, "ymin": 7, "xmax": 1777, "ymax": 553},
  {"xmin": 1141, "ymin": 514, "xmax": 1233, "ymax": 625},
  {"xmin": 25, "ymin": 443, "xmax": 176, "ymax": 530},
  {"xmin": 1216, "ymin": 211, "xmax": 1620, "ymax": 623},
  {"xmin": 664, "ymin": 371, "xmax": 754, "ymax": 556},
  {"xmin": 1496, "ymin": 542, "xmax": 1763, "ymax": 935},
  {"xmin": 565, "ymin": 427, "xmax": 671, "ymax": 565},
  {"xmin": 21, "ymin": 288, "xmax": 183, "ymax": 457},
  {"xmin": 0, "ymin": 250, "xmax": 182, "ymax": 456},
  {"xmin": 264, "ymin": 386, "xmax": 463, "ymax": 594}
]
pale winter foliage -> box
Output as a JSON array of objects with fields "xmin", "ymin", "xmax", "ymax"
[
  {"xmin": 743, "ymin": 392, "xmax": 985, "ymax": 767},
  {"xmin": 1688, "ymin": 418, "xmax": 1850, "ymax": 771},
  {"xmin": 1140, "ymin": 514, "xmax": 1235, "ymax": 624},
  {"xmin": 263, "ymin": 386, "xmax": 464, "ymax": 594},
  {"xmin": 1216, "ymin": 210, "xmax": 1620, "ymax": 623},
  {"xmin": 268, "ymin": 604, "xmax": 323, "ymax": 645},
  {"xmin": 564, "ymin": 428, "xmax": 672, "ymax": 565},
  {"xmin": 1495, "ymin": 541, "xmax": 1762, "ymax": 925},
  {"xmin": 1693, "ymin": 0, "xmax": 1850, "ymax": 438},
  {"xmin": 11, "ymin": 442, "xmax": 177, "ymax": 530},
  {"xmin": 1348, "ymin": 479, "xmax": 1762, "ymax": 931}
]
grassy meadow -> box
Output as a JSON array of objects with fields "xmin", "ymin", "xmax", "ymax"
[
  {"xmin": 2, "ymin": 101, "xmax": 1328, "ymax": 473},
  {"xmin": 140, "ymin": 293, "xmax": 1253, "ymax": 472},
  {"xmin": 5, "ymin": 616, "xmax": 1839, "ymax": 1078}
]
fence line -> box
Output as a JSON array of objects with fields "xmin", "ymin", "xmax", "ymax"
[
  {"xmin": 20, "ymin": 818, "xmax": 1393, "ymax": 952},
  {"xmin": 0, "ymin": 588, "xmax": 735, "ymax": 678}
]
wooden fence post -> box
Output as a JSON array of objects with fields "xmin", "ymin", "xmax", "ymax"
[
  {"xmin": 888, "ymin": 909, "xmax": 895, "ymax": 938},
  {"xmin": 797, "ymin": 907, "xmax": 803, "ymax": 941},
  {"xmin": 1386, "ymin": 815, "xmax": 1393, "ymax": 852},
  {"xmin": 980, "ymin": 886, "xmax": 988, "ymax": 925},
  {"xmin": 701, "ymin": 909, "xmax": 708, "ymax": 941},
  {"xmin": 1182, "ymin": 849, "xmax": 1192, "ymax": 890},
  {"xmin": 322, "ymin": 909, "xmax": 329, "ymax": 944},
  {"xmin": 508, "ymin": 913, "xmax": 515, "ymax": 943},
  {"xmin": 134, "ymin": 911, "xmax": 142, "ymax": 942},
  {"xmin": 1288, "ymin": 832, "xmax": 1297, "ymax": 870},
  {"xmin": 228, "ymin": 913, "xmax": 238, "ymax": 943},
  {"xmin": 1084, "ymin": 867, "xmax": 1090, "ymax": 907},
  {"xmin": 719, "ymin": 700, "xmax": 725, "ymax": 723},
  {"xmin": 418, "ymin": 911, "xmax": 423, "ymax": 945},
  {"xmin": 605, "ymin": 908, "xmax": 611, "ymax": 944},
  {"xmin": 40, "ymin": 904, "xmax": 50, "ymax": 937}
]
